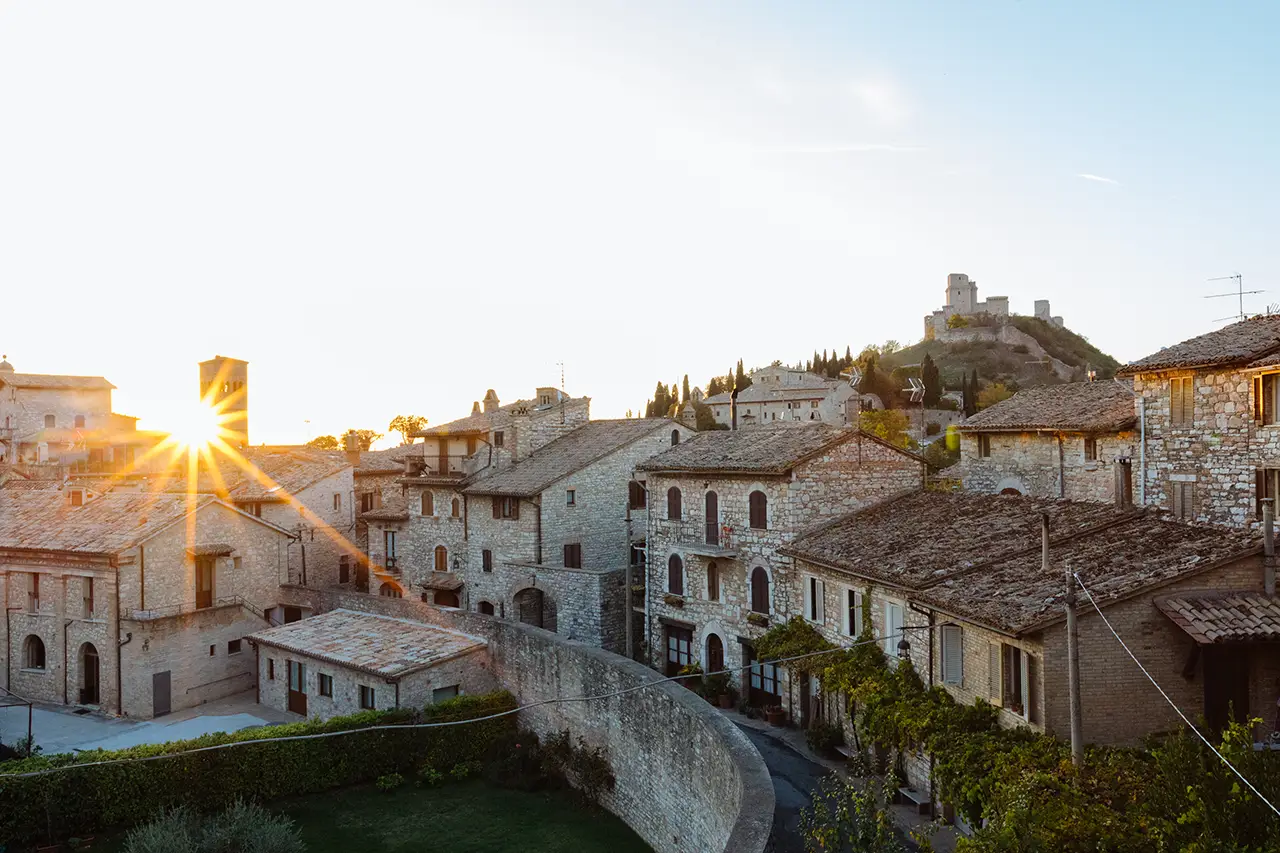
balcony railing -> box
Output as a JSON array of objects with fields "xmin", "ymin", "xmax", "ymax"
[
  {"xmin": 381, "ymin": 557, "xmax": 400, "ymax": 575},
  {"xmin": 403, "ymin": 455, "xmax": 474, "ymax": 479},
  {"xmin": 128, "ymin": 595, "xmax": 264, "ymax": 622}
]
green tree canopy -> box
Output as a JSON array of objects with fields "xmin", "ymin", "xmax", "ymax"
[
  {"xmin": 387, "ymin": 415, "xmax": 427, "ymax": 446},
  {"xmin": 307, "ymin": 435, "xmax": 339, "ymax": 450}
]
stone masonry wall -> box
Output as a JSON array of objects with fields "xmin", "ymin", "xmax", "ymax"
[
  {"xmin": 958, "ymin": 430, "xmax": 1137, "ymax": 501},
  {"xmin": 269, "ymin": 468, "xmax": 356, "ymax": 588},
  {"xmin": 275, "ymin": 585, "xmax": 773, "ymax": 853}
]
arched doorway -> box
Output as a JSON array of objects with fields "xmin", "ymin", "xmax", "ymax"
[
  {"xmin": 999, "ymin": 487, "xmax": 1023, "ymax": 496},
  {"xmin": 378, "ymin": 582, "xmax": 403, "ymax": 598},
  {"xmin": 478, "ymin": 601, "xmax": 495, "ymax": 616},
  {"xmin": 706, "ymin": 634, "xmax": 725, "ymax": 674},
  {"xmin": 79, "ymin": 643, "xmax": 100, "ymax": 705},
  {"xmin": 514, "ymin": 587, "xmax": 556, "ymax": 631}
]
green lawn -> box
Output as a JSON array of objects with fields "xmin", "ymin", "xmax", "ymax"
[{"xmin": 279, "ymin": 781, "xmax": 651, "ymax": 853}]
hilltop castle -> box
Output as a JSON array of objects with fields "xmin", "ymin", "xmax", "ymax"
[{"xmin": 924, "ymin": 273, "xmax": 1062, "ymax": 336}]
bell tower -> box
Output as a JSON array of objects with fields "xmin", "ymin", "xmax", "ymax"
[{"xmin": 198, "ymin": 355, "xmax": 249, "ymax": 446}]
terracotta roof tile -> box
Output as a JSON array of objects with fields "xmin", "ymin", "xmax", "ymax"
[
  {"xmin": 637, "ymin": 423, "xmax": 914, "ymax": 475},
  {"xmin": 958, "ymin": 381, "xmax": 1137, "ymax": 433},
  {"xmin": 1118, "ymin": 315, "xmax": 1280, "ymax": 375},
  {"xmin": 415, "ymin": 395, "xmax": 588, "ymax": 437},
  {"xmin": 1156, "ymin": 591, "xmax": 1280, "ymax": 643},
  {"xmin": 0, "ymin": 372, "xmax": 115, "ymax": 391},
  {"xmin": 153, "ymin": 445, "xmax": 350, "ymax": 502},
  {"xmin": 0, "ymin": 491, "xmax": 211, "ymax": 554}
]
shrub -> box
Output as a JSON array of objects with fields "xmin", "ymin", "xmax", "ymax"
[
  {"xmin": 805, "ymin": 722, "xmax": 844, "ymax": 758},
  {"xmin": 416, "ymin": 764, "xmax": 445, "ymax": 787},
  {"xmin": 450, "ymin": 761, "xmax": 481, "ymax": 781},
  {"xmin": 123, "ymin": 800, "xmax": 303, "ymax": 853},
  {"xmin": 542, "ymin": 730, "xmax": 616, "ymax": 806},
  {"xmin": 375, "ymin": 773, "xmax": 404, "ymax": 793},
  {"xmin": 121, "ymin": 806, "xmax": 199, "ymax": 853},
  {"xmin": 925, "ymin": 422, "xmax": 941, "ymax": 436}
]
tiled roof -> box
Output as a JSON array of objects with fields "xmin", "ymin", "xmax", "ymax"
[
  {"xmin": 155, "ymin": 445, "xmax": 351, "ymax": 502},
  {"xmin": 1155, "ymin": 591, "xmax": 1280, "ymax": 644},
  {"xmin": 957, "ymin": 381, "xmax": 1137, "ymax": 433},
  {"xmin": 785, "ymin": 491, "xmax": 1260, "ymax": 635},
  {"xmin": 703, "ymin": 378, "xmax": 845, "ymax": 406},
  {"xmin": 416, "ymin": 395, "xmax": 588, "ymax": 437},
  {"xmin": 249, "ymin": 609, "xmax": 485, "ymax": 678},
  {"xmin": 1118, "ymin": 315, "xmax": 1280, "ymax": 375},
  {"xmin": 0, "ymin": 372, "xmax": 116, "ymax": 391},
  {"xmin": 783, "ymin": 492, "xmax": 1128, "ymax": 588},
  {"xmin": 0, "ymin": 479, "xmax": 63, "ymax": 491},
  {"xmin": 0, "ymin": 491, "xmax": 211, "ymax": 554},
  {"xmin": 362, "ymin": 492, "xmax": 409, "ymax": 522},
  {"xmin": 637, "ymin": 423, "xmax": 917, "ymax": 475},
  {"xmin": 357, "ymin": 444, "xmax": 423, "ymax": 475},
  {"xmin": 465, "ymin": 419, "xmax": 675, "ymax": 497}
]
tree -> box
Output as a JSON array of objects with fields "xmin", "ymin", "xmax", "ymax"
[
  {"xmin": 387, "ymin": 415, "xmax": 427, "ymax": 446},
  {"xmin": 681, "ymin": 375, "xmax": 691, "ymax": 404},
  {"xmin": 707, "ymin": 376, "xmax": 724, "ymax": 397},
  {"xmin": 947, "ymin": 314, "xmax": 970, "ymax": 329},
  {"xmin": 921, "ymin": 354, "xmax": 942, "ymax": 407},
  {"xmin": 800, "ymin": 776, "xmax": 907, "ymax": 853},
  {"xmin": 347, "ymin": 429, "xmax": 383, "ymax": 451},
  {"xmin": 735, "ymin": 359, "xmax": 751, "ymax": 390},
  {"xmin": 978, "ymin": 382, "xmax": 1014, "ymax": 410},
  {"xmin": 306, "ymin": 435, "xmax": 339, "ymax": 450},
  {"xmin": 881, "ymin": 339, "xmax": 900, "ymax": 356},
  {"xmin": 858, "ymin": 410, "xmax": 912, "ymax": 449}
]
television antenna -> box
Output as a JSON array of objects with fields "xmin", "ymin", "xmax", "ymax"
[{"xmin": 1206, "ymin": 273, "xmax": 1264, "ymax": 322}]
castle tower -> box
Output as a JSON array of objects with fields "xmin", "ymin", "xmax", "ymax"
[
  {"xmin": 946, "ymin": 273, "xmax": 977, "ymax": 314},
  {"xmin": 199, "ymin": 355, "xmax": 249, "ymax": 446}
]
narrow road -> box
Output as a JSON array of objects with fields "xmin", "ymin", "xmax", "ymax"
[{"xmin": 738, "ymin": 725, "xmax": 829, "ymax": 853}]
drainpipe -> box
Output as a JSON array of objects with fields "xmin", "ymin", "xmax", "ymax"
[
  {"xmin": 5, "ymin": 604, "xmax": 20, "ymax": 692},
  {"xmin": 533, "ymin": 499, "xmax": 542, "ymax": 565},
  {"xmin": 116, "ymin": 557, "xmax": 129, "ymax": 715},
  {"xmin": 1265, "ymin": 499, "xmax": 1276, "ymax": 596},
  {"xmin": 63, "ymin": 617, "xmax": 72, "ymax": 705},
  {"xmin": 731, "ymin": 388, "xmax": 739, "ymax": 432}
]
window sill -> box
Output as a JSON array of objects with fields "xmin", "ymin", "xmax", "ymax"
[{"xmin": 20, "ymin": 668, "xmax": 47, "ymax": 675}]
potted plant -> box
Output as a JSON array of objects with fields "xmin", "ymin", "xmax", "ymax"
[
  {"xmin": 663, "ymin": 592, "xmax": 684, "ymax": 607},
  {"xmin": 747, "ymin": 612, "xmax": 769, "ymax": 628},
  {"xmin": 677, "ymin": 662, "xmax": 704, "ymax": 694},
  {"xmin": 704, "ymin": 672, "xmax": 731, "ymax": 707},
  {"xmin": 765, "ymin": 704, "xmax": 787, "ymax": 727}
]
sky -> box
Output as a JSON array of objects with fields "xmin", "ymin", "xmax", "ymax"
[{"xmin": 1, "ymin": 1, "xmax": 1277, "ymax": 448}]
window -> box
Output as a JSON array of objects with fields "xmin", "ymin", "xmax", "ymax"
[
  {"xmin": 1170, "ymin": 376, "xmax": 1195, "ymax": 427},
  {"xmin": 451, "ymin": 498, "xmax": 460, "ymax": 518},
  {"xmin": 318, "ymin": 673, "xmax": 333, "ymax": 697},
  {"xmin": 69, "ymin": 490, "xmax": 84, "ymax": 507},
  {"xmin": 991, "ymin": 643, "xmax": 1034, "ymax": 719},
  {"xmin": 667, "ymin": 487, "xmax": 682, "ymax": 521},
  {"xmin": 333, "ymin": 493, "xmax": 341, "ymax": 511},
  {"xmin": 842, "ymin": 589, "xmax": 863, "ymax": 637},
  {"xmin": 434, "ymin": 545, "xmax": 448, "ymax": 571},
  {"xmin": 384, "ymin": 530, "xmax": 397, "ymax": 560},
  {"xmin": 1084, "ymin": 437, "xmax": 1098, "ymax": 462},
  {"xmin": 23, "ymin": 635, "xmax": 46, "ymax": 670},
  {"xmin": 630, "ymin": 543, "xmax": 645, "ymax": 566},
  {"xmin": 811, "ymin": 401, "xmax": 819, "ymax": 408},
  {"xmin": 750, "ymin": 567, "xmax": 770, "ymax": 614},
  {"xmin": 246, "ymin": 502, "xmax": 262, "ymax": 517},
  {"xmin": 803, "ymin": 577, "xmax": 825, "ymax": 624},
  {"xmin": 1255, "ymin": 374, "xmax": 1280, "ymax": 425},
  {"xmin": 228, "ymin": 639, "xmax": 242, "ymax": 655},
  {"xmin": 493, "ymin": 430, "xmax": 505, "ymax": 448},
  {"xmin": 665, "ymin": 625, "xmax": 693, "ymax": 676},
  {"xmin": 564, "ymin": 543, "xmax": 582, "ymax": 568},
  {"xmin": 668, "ymin": 554, "xmax": 684, "ymax": 595},
  {"xmin": 360, "ymin": 492, "xmax": 376, "ymax": 513},
  {"xmin": 478, "ymin": 601, "xmax": 496, "ymax": 616},
  {"xmin": 195, "ymin": 557, "xmax": 215, "ymax": 608},
  {"xmin": 629, "ymin": 481, "xmax": 646, "ymax": 510},
  {"xmin": 493, "ymin": 496, "xmax": 519, "ymax": 519},
  {"xmin": 883, "ymin": 601, "xmax": 905, "ymax": 657},
  {"xmin": 421, "ymin": 491, "xmax": 434, "ymax": 515},
  {"xmin": 541, "ymin": 394, "xmax": 551, "ymax": 405},
  {"xmin": 359, "ymin": 685, "xmax": 376, "ymax": 710},
  {"xmin": 44, "ymin": 414, "xmax": 55, "ymax": 428},
  {"xmin": 433, "ymin": 685, "xmax": 460, "ymax": 703},
  {"xmin": 671, "ymin": 429, "xmax": 680, "ymax": 446},
  {"xmin": 339, "ymin": 555, "xmax": 350, "ymax": 584},
  {"xmin": 977, "ymin": 434, "xmax": 992, "ymax": 458},
  {"xmin": 27, "ymin": 572, "xmax": 39, "ymax": 612},
  {"xmin": 1171, "ymin": 480, "xmax": 1195, "ymax": 520},
  {"xmin": 209, "ymin": 645, "xmax": 216, "ymax": 656},
  {"xmin": 268, "ymin": 659, "xmax": 275, "ymax": 680},
  {"xmin": 748, "ymin": 490, "xmax": 768, "ymax": 529},
  {"xmin": 379, "ymin": 582, "xmax": 402, "ymax": 598},
  {"xmin": 83, "ymin": 577, "xmax": 94, "ymax": 618},
  {"xmin": 288, "ymin": 659, "xmax": 306, "ymax": 694},
  {"xmin": 74, "ymin": 415, "xmax": 85, "ymax": 429},
  {"xmin": 566, "ymin": 488, "xmax": 576, "ymax": 506},
  {"xmin": 482, "ymin": 549, "xmax": 493, "ymax": 572},
  {"xmin": 704, "ymin": 491, "xmax": 719, "ymax": 545},
  {"xmin": 706, "ymin": 560, "xmax": 720, "ymax": 601},
  {"xmin": 941, "ymin": 625, "xmax": 963, "ymax": 685}
]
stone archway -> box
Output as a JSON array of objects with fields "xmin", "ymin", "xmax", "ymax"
[
  {"xmin": 995, "ymin": 477, "xmax": 1027, "ymax": 497},
  {"xmin": 513, "ymin": 587, "xmax": 557, "ymax": 632}
]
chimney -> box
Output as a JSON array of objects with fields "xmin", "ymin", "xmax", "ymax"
[
  {"xmin": 471, "ymin": 401, "xmax": 481, "ymax": 416},
  {"xmin": 1114, "ymin": 458, "xmax": 1133, "ymax": 509},
  {"xmin": 483, "ymin": 389, "xmax": 500, "ymax": 413},
  {"xmin": 730, "ymin": 387, "xmax": 739, "ymax": 432},
  {"xmin": 1265, "ymin": 499, "xmax": 1276, "ymax": 596},
  {"xmin": 343, "ymin": 430, "xmax": 361, "ymax": 467}
]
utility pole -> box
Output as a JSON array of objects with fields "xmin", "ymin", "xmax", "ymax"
[{"xmin": 1052, "ymin": 511, "xmax": 1085, "ymax": 766}]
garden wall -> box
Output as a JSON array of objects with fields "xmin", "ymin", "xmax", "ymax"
[{"xmin": 281, "ymin": 585, "xmax": 774, "ymax": 853}]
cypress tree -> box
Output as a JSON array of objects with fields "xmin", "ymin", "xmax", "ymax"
[{"xmin": 681, "ymin": 375, "xmax": 690, "ymax": 404}]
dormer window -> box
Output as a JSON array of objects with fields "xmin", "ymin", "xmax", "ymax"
[{"xmin": 69, "ymin": 490, "xmax": 84, "ymax": 507}]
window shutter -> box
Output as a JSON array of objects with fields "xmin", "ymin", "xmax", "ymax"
[
  {"xmin": 854, "ymin": 592, "xmax": 864, "ymax": 636},
  {"xmin": 1025, "ymin": 654, "xmax": 1039, "ymax": 723},
  {"xmin": 988, "ymin": 643, "xmax": 1002, "ymax": 703},
  {"xmin": 841, "ymin": 590, "xmax": 851, "ymax": 635},
  {"xmin": 942, "ymin": 625, "xmax": 963, "ymax": 685},
  {"xmin": 1258, "ymin": 470, "xmax": 1267, "ymax": 519},
  {"xmin": 814, "ymin": 579, "xmax": 825, "ymax": 624},
  {"xmin": 1171, "ymin": 378, "xmax": 1184, "ymax": 427},
  {"xmin": 803, "ymin": 579, "xmax": 813, "ymax": 621},
  {"xmin": 1266, "ymin": 376, "xmax": 1276, "ymax": 426},
  {"xmin": 511, "ymin": 498, "xmax": 520, "ymax": 520},
  {"xmin": 1255, "ymin": 376, "xmax": 1265, "ymax": 422},
  {"xmin": 1020, "ymin": 651, "xmax": 1031, "ymax": 721},
  {"xmin": 492, "ymin": 496, "xmax": 501, "ymax": 519}
]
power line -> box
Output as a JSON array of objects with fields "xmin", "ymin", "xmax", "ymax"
[
  {"xmin": 0, "ymin": 627, "xmax": 941, "ymax": 780},
  {"xmin": 1072, "ymin": 571, "xmax": 1280, "ymax": 819}
]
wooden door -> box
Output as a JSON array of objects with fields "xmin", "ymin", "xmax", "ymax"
[
  {"xmin": 705, "ymin": 492, "xmax": 719, "ymax": 545},
  {"xmin": 152, "ymin": 671, "xmax": 171, "ymax": 717},
  {"xmin": 80, "ymin": 644, "xmax": 100, "ymax": 705},
  {"xmin": 438, "ymin": 442, "xmax": 449, "ymax": 475},
  {"xmin": 1204, "ymin": 646, "xmax": 1250, "ymax": 731},
  {"xmin": 287, "ymin": 660, "xmax": 308, "ymax": 716},
  {"xmin": 746, "ymin": 646, "xmax": 780, "ymax": 708}
]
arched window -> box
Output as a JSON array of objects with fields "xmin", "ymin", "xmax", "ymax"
[
  {"xmin": 421, "ymin": 492, "xmax": 434, "ymax": 516},
  {"xmin": 80, "ymin": 643, "xmax": 100, "ymax": 705},
  {"xmin": 378, "ymin": 583, "xmax": 402, "ymax": 598},
  {"xmin": 478, "ymin": 601, "xmax": 495, "ymax": 616},
  {"xmin": 667, "ymin": 487, "xmax": 682, "ymax": 521},
  {"xmin": 435, "ymin": 545, "xmax": 449, "ymax": 572},
  {"xmin": 451, "ymin": 498, "xmax": 461, "ymax": 518},
  {"xmin": 435, "ymin": 590, "xmax": 459, "ymax": 608},
  {"xmin": 750, "ymin": 567, "xmax": 770, "ymax": 614},
  {"xmin": 749, "ymin": 490, "xmax": 768, "ymax": 530},
  {"xmin": 23, "ymin": 635, "xmax": 46, "ymax": 670},
  {"xmin": 707, "ymin": 560, "xmax": 720, "ymax": 601},
  {"xmin": 706, "ymin": 634, "xmax": 725, "ymax": 674},
  {"xmin": 671, "ymin": 429, "xmax": 680, "ymax": 446},
  {"xmin": 668, "ymin": 554, "xmax": 684, "ymax": 596}
]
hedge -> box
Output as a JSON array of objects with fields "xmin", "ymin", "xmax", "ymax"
[{"xmin": 0, "ymin": 690, "xmax": 518, "ymax": 846}]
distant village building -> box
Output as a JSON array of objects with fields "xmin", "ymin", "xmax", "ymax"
[
  {"xmin": 199, "ymin": 355, "xmax": 249, "ymax": 446},
  {"xmin": 924, "ymin": 272, "xmax": 1063, "ymax": 336},
  {"xmin": 702, "ymin": 365, "xmax": 860, "ymax": 429},
  {"xmin": 637, "ymin": 423, "xmax": 924, "ymax": 701},
  {"xmin": 953, "ymin": 381, "xmax": 1139, "ymax": 501}
]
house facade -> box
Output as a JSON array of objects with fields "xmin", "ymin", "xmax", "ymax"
[
  {"xmin": 0, "ymin": 491, "xmax": 294, "ymax": 718},
  {"xmin": 953, "ymin": 381, "xmax": 1139, "ymax": 502},
  {"xmin": 702, "ymin": 366, "xmax": 860, "ymax": 428},
  {"xmin": 637, "ymin": 423, "xmax": 924, "ymax": 702}
]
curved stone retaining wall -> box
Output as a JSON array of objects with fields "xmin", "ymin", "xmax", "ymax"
[{"xmin": 281, "ymin": 586, "xmax": 774, "ymax": 853}]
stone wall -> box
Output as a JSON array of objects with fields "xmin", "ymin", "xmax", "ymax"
[
  {"xmin": 267, "ymin": 468, "xmax": 356, "ymax": 588},
  {"xmin": 277, "ymin": 585, "xmax": 773, "ymax": 853},
  {"xmin": 956, "ymin": 430, "xmax": 1137, "ymax": 501},
  {"xmin": 931, "ymin": 322, "xmax": 1075, "ymax": 380}
]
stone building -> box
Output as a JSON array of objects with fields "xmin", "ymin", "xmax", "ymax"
[
  {"xmin": 365, "ymin": 417, "xmax": 692, "ymax": 653},
  {"xmin": 953, "ymin": 380, "xmax": 1139, "ymax": 501},
  {"xmin": 923, "ymin": 272, "xmax": 1062, "ymax": 336},
  {"xmin": 1117, "ymin": 314, "xmax": 1280, "ymax": 527},
  {"xmin": 702, "ymin": 365, "xmax": 860, "ymax": 428},
  {"xmin": 198, "ymin": 355, "xmax": 249, "ymax": 446},
  {"xmin": 0, "ymin": 491, "xmax": 294, "ymax": 718},
  {"xmin": 249, "ymin": 608, "xmax": 492, "ymax": 720},
  {"xmin": 636, "ymin": 423, "xmax": 924, "ymax": 701},
  {"xmin": 782, "ymin": 491, "xmax": 1275, "ymax": 791}
]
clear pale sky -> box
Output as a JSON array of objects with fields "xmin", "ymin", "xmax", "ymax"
[{"xmin": 1, "ymin": 2, "xmax": 1276, "ymax": 448}]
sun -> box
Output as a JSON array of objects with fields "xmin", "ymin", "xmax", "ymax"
[{"xmin": 170, "ymin": 401, "xmax": 224, "ymax": 451}]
